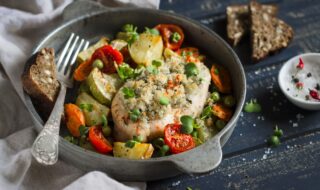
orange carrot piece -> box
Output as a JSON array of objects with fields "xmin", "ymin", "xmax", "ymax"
[
  {"xmin": 210, "ymin": 64, "xmax": 232, "ymax": 93},
  {"xmin": 73, "ymin": 59, "xmax": 92, "ymax": 81},
  {"xmin": 212, "ymin": 103, "xmax": 233, "ymax": 121},
  {"xmin": 64, "ymin": 103, "xmax": 85, "ymax": 137}
]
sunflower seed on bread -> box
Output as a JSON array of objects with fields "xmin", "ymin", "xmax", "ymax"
[
  {"xmin": 250, "ymin": 0, "xmax": 293, "ymax": 62},
  {"xmin": 226, "ymin": 4, "xmax": 278, "ymax": 46},
  {"xmin": 22, "ymin": 48, "xmax": 60, "ymax": 120}
]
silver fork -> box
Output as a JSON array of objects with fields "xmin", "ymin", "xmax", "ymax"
[{"xmin": 31, "ymin": 33, "xmax": 89, "ymax": 165}]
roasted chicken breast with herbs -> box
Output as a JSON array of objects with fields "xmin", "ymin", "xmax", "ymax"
[{"xmin": 111, "ymin": 50, "xmax": 211, "ymax": 142}]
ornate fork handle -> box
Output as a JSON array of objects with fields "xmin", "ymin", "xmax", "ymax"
[{"xmin": 31, "ymin": 84, "xmax": 67, "ymax": 165}]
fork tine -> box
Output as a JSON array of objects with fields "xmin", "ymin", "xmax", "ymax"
[
  {"xmin": 57, "ymin": 33, "xmax": 74, "ymax": 69},
  {"xmin": 65, "ymin": 39, "xmax": 87, "ymax": 78},
  {"xmin": 60, "ymin": 35, "xmax": 79, "ymax": 74}
]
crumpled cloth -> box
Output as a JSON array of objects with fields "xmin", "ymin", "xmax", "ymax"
[{"xmin": 0, "ymin": 0, "xmax": 159, "ymax": 189}]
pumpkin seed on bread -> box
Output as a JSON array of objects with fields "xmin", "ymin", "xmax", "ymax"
[
  {"xmin": 250, "ymin": 0, "xmax": 294, "ymax": 61},
  {"xmin": 22, "ymin": 48, "xmax": 60, "ymax": 120}
]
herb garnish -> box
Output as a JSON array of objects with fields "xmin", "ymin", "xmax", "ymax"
[
  {"xmin": 122, "ymin": 87, "xmax": 136, "ymax": 99},
  {"xmin": 79, "ymin": 103, "xmax": 93, "ymax": 112},
  {"xmin": 170, "ymin": 32, "xmax": 181, "ymax": 43},
  {"xmin": 145, "ymin": 27, "xmax": 160, "ymax": 35}
]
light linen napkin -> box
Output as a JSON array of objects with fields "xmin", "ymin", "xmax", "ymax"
[{"xmin": 0, "ymin": 0, "xmax": 159, "ymax": 189}]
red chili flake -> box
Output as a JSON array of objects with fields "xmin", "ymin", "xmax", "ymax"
[
  {"xmin": 309, "ymin": 89, "xmax": 320, "ymax": 101},
  {"xmin": 296, "ymin": 58, "xmax": 304, "ymax": 69},
  {"xmin": 296, "ymin": 82, "xmax": 303, "ymax": 90}
]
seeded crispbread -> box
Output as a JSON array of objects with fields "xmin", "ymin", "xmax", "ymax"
[
  {"xmin": 226, "ymin": 4, "xmax": 278, "ymax": 46},
  {"xmin": 22, "ymin": 48, "xmax": 60, "ymax": 120},
  {"xmin": 250, "ymin": 0, "xmax": 294, "ymax": 61}
]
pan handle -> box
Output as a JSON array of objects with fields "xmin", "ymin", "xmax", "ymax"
[
  {"xmin": 171, "ymin": 135, "xmax": 223, "ymax": 174},
  {"xmin": 62, "ymin": 0, "xmax": 109, "ymax": 22}
]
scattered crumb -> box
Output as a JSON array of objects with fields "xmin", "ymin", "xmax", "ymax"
[
  {"xmin": 292, "ymin": 123, "xmax": 299, "ymax": 127},
  {"xmin": 240, "ymin": 133, "xmax": 243, "ymax": 136},
  {"xmin": 228, "ymin": 174, "xmax": 232, "ymax": 177},
  {"xmin": 262, "ymin": 154, "xmax": 267, "ymax": 160},
  {"xmin": 242, "ymin": 158, "xmax": 246, "ymax": 161},
  {"xmin": 253, "ymin": 123, "xmax": 256, "ymax": 127},
  {"xmin": 172, "ymin": 181, "xmax": 181, "ymax": 186}
]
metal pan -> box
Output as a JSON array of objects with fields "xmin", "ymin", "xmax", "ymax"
[{"xmin": 23, "ymin": 0, "xmax": 246, "ymax": 181}]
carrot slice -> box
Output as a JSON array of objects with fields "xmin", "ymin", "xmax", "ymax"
[
  {"xmin": 210, "ymin": 64, "xmax": 232, "ymax": 93},
  {"xmin": 212, "ymin": 103, "xmax": 233, "ymax": 121},
  {"xmin": 73, "ymin": 59, "xmax": 92, "ymax": 81},
  {"xmin": 65, "ymin": 103, "xmax": 85, "ymax": 137}
]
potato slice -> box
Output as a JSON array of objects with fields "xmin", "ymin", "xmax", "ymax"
[
  {"xmin": 113, "ymin": 142, "xmax": 154, "ymax": 159},
  {"xmin": 129, "ymin": 33, "xmax": 163, "ymax": 66}
]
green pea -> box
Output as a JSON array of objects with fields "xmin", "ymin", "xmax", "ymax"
[
  {"xmin": 268, "ymin": 135, "xmax": 280, "ymax": 147},
  {"xmin": 274, "ymin": 126, "xmax": 283, "ymax": 137},
  {"xmin": 223, "ymin": 95, "xmax": 236, "ymax": 107},
  {"xmin": 159, "ymin": 96, "xmax": 170, "ymax": 105},
  {"xmin": 93, "ymin": 59, "xmax": 104, "ymax": 69},
  {"xmin": 133, "ymin": 135, "xmax": 143, "ymax": 142},
  {"xmin": 180, "ymin": 115, "xmax": 194, "ymax": 134},
  {"xmin": 210, "ymin": 92, "xmax": 220, "ymax": 102},
  {"xmin": 102, "ymin": 126, "xmax": 112, "ymax": 137},
  {"xmin": 153, "ymin": 138, "xmax": 165, "ymax": 148},
  {"xmin": 215, "ymin": 119, "xmax": 226, "ymax": 130},
  {"xmin": 161, "ymin": 145, "xmax": 170, "ymax": 152},
  {"xmin": 191, "ymin": 131, "xmax": 198, "ymax": 138},
  {"xmin": 185, "ymin": 62, "xmax": 199, "ymax": 77}
]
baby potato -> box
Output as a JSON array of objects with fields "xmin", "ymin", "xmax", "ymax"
[
  {"xmin": 129, "ymin": 33, "xmax": 163, "ymax": 66},
  {"xmin": 113, "ymin": 142, "xmax": 154, "ymax": 159}
]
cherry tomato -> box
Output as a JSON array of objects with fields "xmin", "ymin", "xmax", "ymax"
[
  {"xmin": 91, "ymin": 45, "xmax": 123, "ymax": 74},
  {"xmin": 164, "ymin": 124, "xmax": 195, "ymax": 154},
  {"xmin": 155, "ymin": 24, "xmax": 184, "ymax": 50},
  {"xmin": 88, "ymin": 126, "xmax": 113, "ymax": 154}
]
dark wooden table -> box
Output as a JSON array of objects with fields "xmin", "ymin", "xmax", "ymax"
[{"xmin": 148, "ymin": 0, "xmax": 320, "ymax": 189}]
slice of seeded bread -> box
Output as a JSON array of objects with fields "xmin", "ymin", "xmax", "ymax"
[
  {"xmin": 226, "ymin": 4, "xmax": 278, "ymax": 46},
  {"xmin": 250, "ymin": 0, "xmax": 293, "ymax": 62},
  {"xmin": 22, "ymin": 48, "xmax": 60, "ymax": 120}
]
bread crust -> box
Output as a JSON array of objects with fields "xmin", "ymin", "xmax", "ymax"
[{"xmin": 22, "ymin": 48, "xmax": 60, "ymax": 120}]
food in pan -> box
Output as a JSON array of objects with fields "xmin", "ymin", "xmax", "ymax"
[{"xmin": 23, "ymin": 24, "xmax": 236, "ymax": 159}]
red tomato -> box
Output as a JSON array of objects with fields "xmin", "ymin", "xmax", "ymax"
[
  {"xmin": 91, "ymin": 45, "xmax": 123, "ymax": 74},
  {"xmin": 88, "ymin": 126, "xmax": 113, "ymax": 154},
  {"xmin": 164, "ymin": 124, "xmax": 195, "ymax": 154},
  {"xmin": 155, "ymin": 24, "xmax": 184, "ymax": 50}
]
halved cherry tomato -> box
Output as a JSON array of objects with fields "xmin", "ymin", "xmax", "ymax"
[
  {"xmin": 164, "ymin": 124, "xmax": 195, "ymax": 154},
  {"xmin": 73, "ymin": 45, "xmax": 123, "ymax": 81},
  {"xmin": 155, "ymin": 24, "xmax": 184, "ymax": 50},
  {"xmin": 88, "ymin": 126, "xmax": 113, "ymax": 154},
  {"xmin": 91, "ymin": 45, "xmax": 123, "ymax": 74}
]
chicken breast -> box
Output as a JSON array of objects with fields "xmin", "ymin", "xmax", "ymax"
[{"xmin": 111, "ymin": 54, "xmax": 211, "ymax": 142}]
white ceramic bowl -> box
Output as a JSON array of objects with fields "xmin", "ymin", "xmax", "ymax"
[{"xmin": 278, "ymin": 53, "xmax": 320, "ymax": 110}]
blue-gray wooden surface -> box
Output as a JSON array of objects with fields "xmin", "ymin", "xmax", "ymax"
[{"xmin": 148, "ymin": 0, "xmax": 320, "ymax": 189}]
